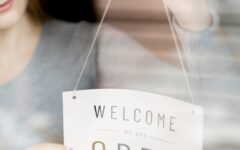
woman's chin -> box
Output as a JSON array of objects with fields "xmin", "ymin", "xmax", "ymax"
[
  {"xmin": 0, "ymin": 13, "xmax": 21, "ymax": 30},
  {"xmin": 0, "ymin": 0, "xmax": 28, "ymax": 30}
]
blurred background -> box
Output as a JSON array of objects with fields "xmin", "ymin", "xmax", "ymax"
[
  {"xmin": 96, "ymin": 0, "xmax": 240, "ymax": 64},
  {"xmin": 42, "ymin": 0, "xmax": 240, "ymax": 65}
]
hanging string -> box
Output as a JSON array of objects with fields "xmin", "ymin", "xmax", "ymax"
[
  {"xmin": 72, "ymin": 0, "xmax": 113, "ymax": 98},
  {"xmin": 72, "ymin": 0, "xmax": 197, "ymax": 112},
  {"xmin": 162, "ymin": 0, "xmax": 197, "ymax": 111}
]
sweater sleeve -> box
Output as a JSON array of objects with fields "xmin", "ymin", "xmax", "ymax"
[{"xmin": 173, "ymin": 11, "xmax": 233, "ymax": 79}]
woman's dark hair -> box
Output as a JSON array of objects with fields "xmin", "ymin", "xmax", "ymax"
[
  {"xmin": 27, "ymin": 0, "xmax": 48, "ymax": 21},
  {"xmin": 28, "ymin": 0, "xmax": 97, "ymax": 23}
]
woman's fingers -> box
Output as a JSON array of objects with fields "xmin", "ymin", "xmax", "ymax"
[
  {"xmin": 163, "ymin": 0, "xmax": 212, "ymax": 31},
  {"xmin": 25, "ymin": 143, "xmax": 70, "ymax": 150}
]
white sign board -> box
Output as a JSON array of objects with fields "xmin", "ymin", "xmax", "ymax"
[{"xmin": 63, "ymin": 89, "xmax": 203, "ymax": 150}]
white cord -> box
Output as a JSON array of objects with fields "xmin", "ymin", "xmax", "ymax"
[
  {"xmin": 162, "ymin": 0, "xmax": 196, "ymax": 110},
  {"xmin": 73, "ymin": 0, "xmax": 113, "ymax": 96},
  {"xmin": 73, "ymin": 0, "xmax": 197, "ymax": 111}
]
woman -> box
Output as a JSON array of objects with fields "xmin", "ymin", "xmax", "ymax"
[{"xmin": 0, "ymin": 0, "xmax": 238, "ymax": 150}]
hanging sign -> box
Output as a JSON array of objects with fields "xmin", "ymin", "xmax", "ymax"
[{"xmin": 63, "ymin": 89, "xmax": 203, "ymax": 150}]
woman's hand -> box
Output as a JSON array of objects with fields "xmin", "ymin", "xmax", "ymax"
[
  {"xmin": 25, "ymin": 143, "xmax": 71, "ymax": 150},
  {"xmin": 164, "ymin": 0, "xmax": 212, "ymax": 31}
]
